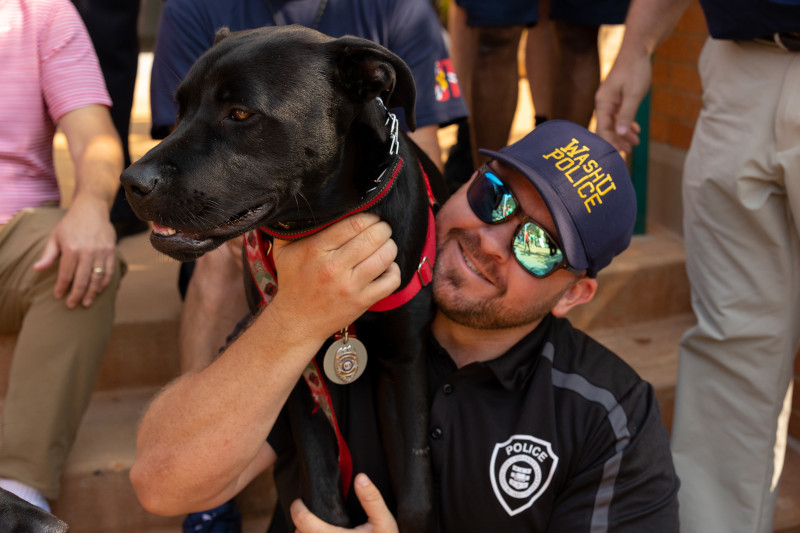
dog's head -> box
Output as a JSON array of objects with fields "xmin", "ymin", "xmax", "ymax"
[{"xmin": 121, "ymin": 25, "xmax": 416, "ymax": 260}]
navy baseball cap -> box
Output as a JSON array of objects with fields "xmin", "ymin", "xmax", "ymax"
[{"xmin": 479, "ymin": 120, "xmax": 637, "ymax": 277}]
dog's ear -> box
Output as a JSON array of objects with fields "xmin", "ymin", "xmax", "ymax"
[
  {"xmin": 328, "ymin": 36, "xmax": 417, "ymax": 131},
  {"xmin": 213, "ymin": 26, "xmax": 232, "ymax": 45}
]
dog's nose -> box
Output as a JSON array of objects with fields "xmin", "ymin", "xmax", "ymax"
[{"xmin": 120, "ymin": 163, "xmax": 160, "ymax": 198}]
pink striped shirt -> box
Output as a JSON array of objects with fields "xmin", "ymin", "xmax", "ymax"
[{"xmin": 0, "ymin": 0, "xmax": 112, "ymax": 223}]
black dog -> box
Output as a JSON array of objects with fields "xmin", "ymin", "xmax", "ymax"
[
  {"xmin": 120, "ymin": 26, "xmax": 447, "ymax": 532},
  {"xmin": 0, "ymin": 488, "xmax": 69, "ymax": 532}
]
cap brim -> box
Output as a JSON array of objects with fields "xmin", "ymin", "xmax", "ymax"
[{"xmin": 479, "ymin": 147, "xmax": 589, "ymax": 273}]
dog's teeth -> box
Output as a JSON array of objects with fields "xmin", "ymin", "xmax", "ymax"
[{"xmin": 152, "ymin": 222, "xmax": 177, "ymax": 236}]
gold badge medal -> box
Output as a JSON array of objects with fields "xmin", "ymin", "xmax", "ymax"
[{"xmin": 323, "ymin": 331, "xmax": 368, "ymax": 385}]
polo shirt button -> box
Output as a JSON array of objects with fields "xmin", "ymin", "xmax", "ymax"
[
  {"xmin": 442, "ymin": 383, "xmax": 453, "ymax": 395},
  {"xmin": 430, "ymin": 427, "xmax": 443, "ymax": 440}
]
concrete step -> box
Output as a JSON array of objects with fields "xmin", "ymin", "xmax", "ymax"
[
  {"xmin": 50, "ymin": 387, "xmax": 276, "ymax": 533},
  {"xmin": 567, "ymin": 225, "xmax": 691, "ymax": 332},
  {"xmin": 588, "ymin": 312, "xmax": 694, "ymax": 433},
  {"xmin": 94, "ymin": 231, "xmax": 182, "ymax": 392},
  {"xmin": 593, "ymin": 315, "xmax": 800, "ymax": 533}
]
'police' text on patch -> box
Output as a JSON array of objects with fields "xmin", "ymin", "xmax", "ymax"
[{"xmin": 490, "ymin": 434, "xmax": 559, "ymax": 517}]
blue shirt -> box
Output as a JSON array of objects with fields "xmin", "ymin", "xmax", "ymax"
[
  {"xmin": 698, "ymin": 0, "xmax": 800, "ymax": 39},
  {"xmin": 150, "ymin": 0, "xmax": 467, "ymax": 138}
]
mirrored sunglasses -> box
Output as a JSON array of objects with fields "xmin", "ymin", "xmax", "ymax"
[{"xmin": 466, "ymin": 167, "xmax": 583, "ymax": 278}]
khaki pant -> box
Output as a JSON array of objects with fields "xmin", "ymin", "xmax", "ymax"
[
  {"xmin": 672, "ymin": 38, "xmax": 800, "ymax": 533},
  {"xmin": 0, "ymin": 208, "xmax": 125, "ymax": 499}
]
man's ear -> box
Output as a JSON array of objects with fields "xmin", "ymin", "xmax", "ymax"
[{"xmin": 551, "ymin": 277, "xmax": 598, "ymax": 317}]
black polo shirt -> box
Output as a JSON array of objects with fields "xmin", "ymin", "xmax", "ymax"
[{"xmin": 267, "ymin": 314, "xmax": 680, "ymax": 532}]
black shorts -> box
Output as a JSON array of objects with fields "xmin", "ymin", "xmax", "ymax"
[{"xmin": 455, "ymin": 0, "xmax": 630, "ymax": 27}]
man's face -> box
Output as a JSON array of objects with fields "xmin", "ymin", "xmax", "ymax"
[{"xmin": 432, "ymin": 160, "xmax": 578, "ymax": 330}]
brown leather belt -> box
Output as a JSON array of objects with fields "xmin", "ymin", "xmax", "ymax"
[{"xmin": 753, "ymin": 31, "xmax": 800, "ymax": 52}]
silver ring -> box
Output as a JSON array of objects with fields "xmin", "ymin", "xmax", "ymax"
[{"xmin": 92, "ymin": 267, "xmax": 105, "ymax": 275}]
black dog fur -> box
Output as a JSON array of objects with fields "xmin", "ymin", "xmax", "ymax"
[
  {"xmin": 0, "ymin": 488, "xmax": 69, "ymax": 532},
  {"xmin": 120, "ymin": 26, "xmax": 447, "ymax": 532}
]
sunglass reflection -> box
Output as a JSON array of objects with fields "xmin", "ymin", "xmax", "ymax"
[{"xmin": 467, "ymin": 167, "xmax": 580, "ymax": 278}]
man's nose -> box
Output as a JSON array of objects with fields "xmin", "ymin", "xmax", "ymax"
[{"xmin": 476, "ymin": 220, "xmax": 517, "ymax": 263}]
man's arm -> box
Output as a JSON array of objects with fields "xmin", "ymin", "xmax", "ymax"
[
  {"xmin": 130, "ymin": 213, "xmax": 401, "ymax": 516},
  {"xmin": 546, "ymin": 380, "xmax": 680, "ymax": 531},
  {"xmin": 594, "ymin": 0, "xmax": 693, "ymax": 153},
  {"xmin": 388, "ymin": 0, "xmax": 468, "ymax": 171},
  {"xmin": 407, "ymin": 126, "xmax": 443, "ymax": 172},
  {"xmin": 34, "ymin": 104, "xmax": 122, "ymax": 308}
]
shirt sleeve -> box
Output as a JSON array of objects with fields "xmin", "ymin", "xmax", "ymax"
[
  {"xmin": 39, "ymin": 0, "xmax": 111, "ymax": 123},
  {"xmin": 386, "ymin": 0, "xmax": 468, "ymax": 129},
  {"xmin": 547, "ymin": 380, "xmax": 680, "ymax": 532},
  {"xmin": 149, "ymin": 0, "xmax": 216, "ymax": 138}
]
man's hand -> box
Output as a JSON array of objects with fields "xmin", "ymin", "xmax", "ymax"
[
  {"xmin": 269, "ymin": 213, "xmax": 400, "ymax": 342},
  {"xmin": 33, "ymin": 196, "xmax": 117, "ymax": 308},
  {"xmin": 35, "ymin": 104, "xmax": 123, "ymax": 308},
  {"xmin": 290, "ymin": 473, "xmax": 399, "ymax": 533},
  {"xmin": 594, "ymin": 0, "xmax": 693, "ymax": 155},
  {"xmin": 594, "ymin": 53, "xmax": 649, "ymax": 155}
]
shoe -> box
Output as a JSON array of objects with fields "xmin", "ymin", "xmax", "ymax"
[{"xmin": 182, "ymin": 501, "xmax": 242, "ymax": 533}]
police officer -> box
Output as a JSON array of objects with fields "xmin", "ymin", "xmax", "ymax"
[{"xmin": 130, "ymin": 121, "xmax": 679, "ymax": 532}]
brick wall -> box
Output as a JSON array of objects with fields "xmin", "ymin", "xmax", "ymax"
[{"xmin": 649, "ymin": 1, "xmax": 706, "ymax": 150}]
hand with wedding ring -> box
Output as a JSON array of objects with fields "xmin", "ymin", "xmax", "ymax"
[{"xmin": 33, "ymin": 195, "xmax": 117, "ymax": 309}]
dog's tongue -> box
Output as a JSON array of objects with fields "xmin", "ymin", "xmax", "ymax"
[{"xmin": 151, "ymin": 222, "xmax": 177, "ymax": 236}]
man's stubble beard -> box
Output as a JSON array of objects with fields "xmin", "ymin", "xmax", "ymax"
[{"xmin": 432, "ymin": 229, "xmax": 566, "ymax": 330}]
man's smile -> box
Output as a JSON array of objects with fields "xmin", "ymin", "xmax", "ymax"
[{"xmin": 460, "ymin": 244, "xmax": 491, "ymax": 283}]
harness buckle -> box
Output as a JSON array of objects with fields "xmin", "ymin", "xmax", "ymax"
[{"xmin": 417, "ymin": 256, "xmax": 433, "ymax": 287}]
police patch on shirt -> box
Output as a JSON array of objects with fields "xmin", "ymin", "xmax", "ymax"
[{"xmin": 490, "ymin": 434, "xmax": 559, "ymax": 516}]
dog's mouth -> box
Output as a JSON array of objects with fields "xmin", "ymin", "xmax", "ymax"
[{"xmin": 149, "ymin": 202, "xmax": 273, "ymax": 259}]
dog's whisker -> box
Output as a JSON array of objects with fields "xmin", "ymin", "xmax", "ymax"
[
  {"xmin": 153, "ymin": 55, "xmax": 186, "ymax": 89},
  {"xmin": 295, "ymin": 192, "xmax": 316, "ymax": 224}
]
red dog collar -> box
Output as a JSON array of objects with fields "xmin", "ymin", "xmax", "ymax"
[
  {"xmin": 368, "ymin": 203, "xmax": 435, "ymax": 311},
  {"xmin": 256, "ymin": 160, "xmax": 437, "ymax": 310}
]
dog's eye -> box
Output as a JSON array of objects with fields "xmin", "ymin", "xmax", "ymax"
[{"xmin": 230, "ymin": 109, "xmax": 251, "ymax": 121}]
